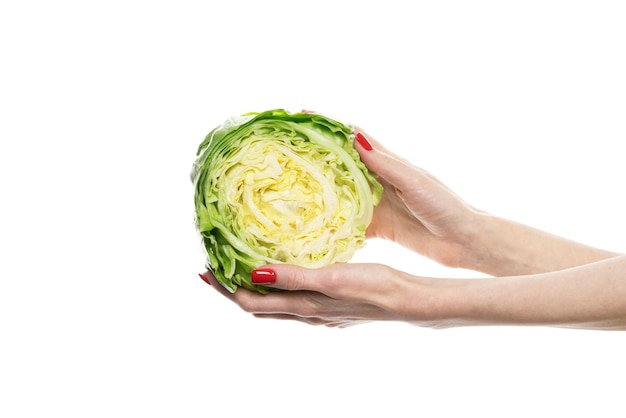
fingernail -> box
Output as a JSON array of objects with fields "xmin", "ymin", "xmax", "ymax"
[
  {"xmin": 251, "ymin": 268, "xmax": 276, "ymax": 284},
  {"xmin": 355, "ymin": 132, "xmax": 373, "ymax": 151},
  {"xmin": 198, "ymin": 272, "xmax": 211, "ymax": 286}
]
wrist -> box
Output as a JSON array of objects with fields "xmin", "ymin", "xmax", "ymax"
[
  {"xmin": 468, "ymin": 214, "xmax": 620, "ymax": 276},
  {"xmin": 459, "ymin": 212, "xmax": 563, "ymax": 275},
  {"xmin": 437, "ymin": 210, "xmax": 498, "ymax": 273},
  {"xmin": 460, "ymin": 213, "xmax": 620, "ymax": 276},
  {"xmin": 396, "ymin": 274, "xmax": 487, "ymax": 328},
  {"xmin": 430, "ymin": 276, "xmax": 541, "ymax": 328},
  {"xmin": 457, "ymin": 213, "xmax": 517, "ymax": 274}
]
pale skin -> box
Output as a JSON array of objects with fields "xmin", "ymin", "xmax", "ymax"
[{"xmin": 200, "ymin": 131, "xmax": 626, "ymax": 330}]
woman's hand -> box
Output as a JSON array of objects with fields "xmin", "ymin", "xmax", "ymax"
[
  {"xmin": 354, "ymin": 131, "xmax": 620, "ymax": 275},
  {"xmin": 354, "ymin": 130, "xmax": 480, "ymax": 270},
  {"xmin": 200, "ymin": 255, "xmax": 626, "ymax": 330},
  {"xmin": 200, "ymin": 263, "xmax": 461, "ymax": 328}
]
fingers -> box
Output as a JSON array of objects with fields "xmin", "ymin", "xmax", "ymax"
[
  {"xmin": 199, "ymin": 271, "xmax": 237, "ymax": 300},
  {"xmin": 353, "ymin": 129, "xmax": 423, "ymax": 192},
  {"xmin": 254, "ymin": 263, "xmax": 400, "ymax": 303},
  {"xmin": 254, "ymin": 263, "xmax": 348, "ymax": 294},
  {"xmin": 354, "ymin": 129, "xmax": 464, "ymax": 207},
  {"xmin": 198, "ymin": 270, "xmax": 313, "ymax": 315},
  {"xmin": 253, "ymin": 313, "xmax": 370, "ymax": 328},
  {"xmin": 238, "ymin": 286, "xmax": 396, "ymax": 324},
  {"xmin": 202, "ymin": 263, "xmax": 398, "ymax": 305}
]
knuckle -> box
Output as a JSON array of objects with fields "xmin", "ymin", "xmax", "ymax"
[
  {"xmin": 235, "ymin": 292, "xmax": 260, "ymax": 313},
  {"xmin": 321, "ymin": 267, "xmax": 343, "ymax": 293},
  {"xmin": 286, "ymin": 267, "xmax": 309, "ymax": 291}
]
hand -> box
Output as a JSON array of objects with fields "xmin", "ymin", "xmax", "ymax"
[
  {"xmin": 354, "ymin": 131, "xmax": 619, "ymax": 275},
  {"xmin": 355, "ymin": 130, "xmax": 481, "ymax": 269},
  {"xmin": 199, "ymin": 264, "xmax": 456, "ymax": 328}
]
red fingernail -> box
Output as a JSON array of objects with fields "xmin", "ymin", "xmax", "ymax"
[
  {"xmin": 251, "ymin": 268, "xmax": 276, "ymax": 284},
  {"xmin": 199, "ymin": 273, "xmax": 211, "ymax": 286},
  {"xmin": 355, "ymin": 132, "xmax": 373, "ymax": 151}
]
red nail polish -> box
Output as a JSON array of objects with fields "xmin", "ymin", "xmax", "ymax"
[
  {"xmin": 355, "ymin": 132, "xmax": 373, "ymax": 151},
  {"xmin": 251, "ymin": 268, "xmax": 276, "ymax": 284},
  {"xmin": 199, "ymin": 273, "xmax": 211, "ymax": 286}
]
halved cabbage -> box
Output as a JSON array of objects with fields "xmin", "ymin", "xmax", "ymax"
[{"xmin": 191, "ymin": 109, "xmax": 382, "ymax": 293}]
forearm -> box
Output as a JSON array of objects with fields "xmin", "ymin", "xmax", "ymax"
[
  {"xmin": 443, "ymin": 255, "xmax": 626, "ymax": 330},
  {"xmin": 461, "ymin": 213, "xmax": 621, "ymax": 276}
]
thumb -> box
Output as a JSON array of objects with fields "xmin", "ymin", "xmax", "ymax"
[{"xmin": 253, "ymin": 263, "xmax": 396, "ymax": 302}]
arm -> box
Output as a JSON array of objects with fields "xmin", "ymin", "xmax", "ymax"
[
  {"xmin": 200, "ymin": 255, "xmax": 626, "ymax": 330},
  {"xmin": 462, "ymin": 214, "xmax": 620, "ymax": 276},
  {"xmin": 449, "ymin": 255, "xmax": 626, "ymax": 330}
]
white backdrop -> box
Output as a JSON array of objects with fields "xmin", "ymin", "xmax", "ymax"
[{"xmin": 1, "ymin": 1, "xmax": 625, "ymax": 417}]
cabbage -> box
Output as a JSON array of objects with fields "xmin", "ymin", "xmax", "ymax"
[{"xmin": 191, "ymin": 109, "xmax": 383, "ymax": 293}]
